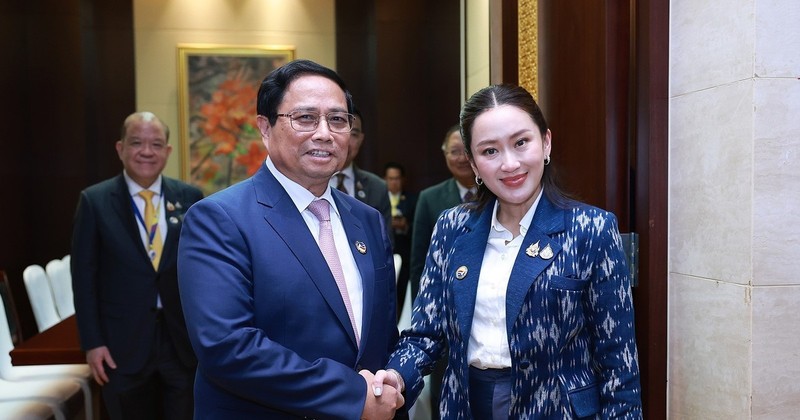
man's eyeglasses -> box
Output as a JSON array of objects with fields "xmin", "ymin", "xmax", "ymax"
[
  {"xmin": 445, "ymin": 149, "xmax": 467, "ymax": 157},
  {"xmin": 276, "ymin": 111, "xmax": 354, "ymax": 133}
]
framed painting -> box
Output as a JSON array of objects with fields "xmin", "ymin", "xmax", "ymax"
[{"xmin": 177, "ymin": 44, "xmax": 295, "ymax": 195}]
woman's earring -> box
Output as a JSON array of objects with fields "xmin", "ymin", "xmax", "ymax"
[
  {"xmin": 544, "ymin": 155, "xmax": 551, "ymax": 166},
  {"xmin": 474, "ymin": 175, "xmax": 483, "ymax": 186}
]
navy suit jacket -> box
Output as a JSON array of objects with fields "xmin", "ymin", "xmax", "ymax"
[
  {"xmin": 178, "ymin": 164, "xmax": 399, "ymax": 419},
  {"xmin": 71, "ymin": 174, "xmax": 202, "ymax": 373},
  {"xmin": 388, "ymin": 196, "xmax": 642, "ymax": 419}
]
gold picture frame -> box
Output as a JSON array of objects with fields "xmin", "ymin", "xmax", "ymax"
[{"xmin": 177, "ymin": 44, "xmax": 295, "ymax": 195}]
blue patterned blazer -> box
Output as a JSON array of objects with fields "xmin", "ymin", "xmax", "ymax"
[{"xmin": 387, "ymin": 194, "xmax": 642, "ymax": 419}]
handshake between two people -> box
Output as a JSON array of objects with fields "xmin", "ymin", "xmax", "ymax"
[{"xmin": 359, "ymin": 369, "xmax": 407, "ymax": 420}]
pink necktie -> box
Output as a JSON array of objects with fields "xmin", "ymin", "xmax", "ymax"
[{"xmin": 307, "ymin": 199, "xmax": 359, "ymax": 347}]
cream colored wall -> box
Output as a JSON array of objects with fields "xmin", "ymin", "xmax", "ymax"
[
  {"xmin": 669, "ymin": 0, "xmax": 800, "ymax": 418},
  {"xmin": 133, "ymin": 0, "xmax": 336, "ymax": 179},
  {"xmin": 464, "ymin": 0, "xmax": 490, "ymax": 101}
]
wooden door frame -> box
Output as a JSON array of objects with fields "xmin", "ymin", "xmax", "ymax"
[{"xmin": 494, "ymin": 0, "xmax": 668, "ymax": 416}]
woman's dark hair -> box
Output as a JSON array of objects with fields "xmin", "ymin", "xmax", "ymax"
[
  {"xmin": 459, "ymin": 84, "xmax": 575, "ymax": 211},
  {"xmin": 257, "ymin": 59, "xmax": 354, "ymax": 125}
]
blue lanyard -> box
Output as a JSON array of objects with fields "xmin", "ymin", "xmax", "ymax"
[{"xmin": 131, "ymin": 194, "xmax": 160, "ymax": 250}]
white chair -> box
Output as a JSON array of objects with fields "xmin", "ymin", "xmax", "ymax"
[
  {"xmin": 0, "ymin": 296, "xmax": 94, "ymax": 419},
  {"xmin": 45, "ymin": 258, "xmax": 75, "ymax": 319},
  {"xmin": 0, "ymin": 298, "xmax": 87, "ymax": 420},
  {"xmin": 393, "ymin": 254, "xmax": 402, "ymax": 284},
  {"xmin": 22, "ymin": 265, "xmax": 60, "ymax": 332},
  {"xmin": 0, "ymin": 399, "xmax": 60, "ymax": 419}
]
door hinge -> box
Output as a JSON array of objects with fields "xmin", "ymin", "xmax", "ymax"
[{"xmin": 620, "ymin": 232, "xmax": 639, "ymax": 287}]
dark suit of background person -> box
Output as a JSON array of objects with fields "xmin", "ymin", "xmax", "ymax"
[
  {"xmin": 408, "ymin": 125, "xmax": 476, "ymax": 420},
  {"xmin": 384, "ymin": 162, "xmax": 417, "ymax": 320},
  {"xmin": 330, "ymin": 107, "xmax": 393, "ymax": 240},
  {"xmin": 409, "ymin": 125, "xmax": 477, "ymax": 301},
  {"xmin": 177, "ymin": 60, "xmax": 403, "ymax": 419},
  {"xmin": 71, "ymin": 112, "xmax": 202, "ymax": 420}
]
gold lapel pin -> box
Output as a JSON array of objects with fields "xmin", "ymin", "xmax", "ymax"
[
  {"xmin": 355, "ymin": 241, "xmax": 367, "ymax": 254},
  {"xmin": 166, "ymin": 201, "xmax": 175, "ymax": 211},
  {"xmin": 540, "ymin": 244, "xmax": 554, "ymax": 260},
  {"xmin": 455, "ymin": 265, "xmax": 468, "ymax": 280},
  {"xmin": 526, "ymin": 241, "xmax": 540, "ymax": 258}
]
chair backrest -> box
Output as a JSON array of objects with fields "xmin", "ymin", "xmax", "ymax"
[
  {"xmin": 393, "ymin": 254, "xmax": 402, "ymax": 284},
  {"xmin": 46, "ymin": 257, "xmax": 75, "ymax": 319},
  {"xmin": 0, "ymin": 293, "xmax": 18, "ymax": 377},
  {"xmin": 22, "ymin": 264, "xmax": 61, "ymax": 332},
  {"xmin": 0, "ymin": 270, "xmax": 22, "ymax": 344}
]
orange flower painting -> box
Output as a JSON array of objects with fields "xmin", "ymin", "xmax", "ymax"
[{"xmin": 178, "ymin": 45, "xmax": 294, "ymax": 195}]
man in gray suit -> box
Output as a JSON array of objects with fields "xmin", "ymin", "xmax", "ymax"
[
  {"xmin": 329, "ymin": 107, "xmax": 392, "ymax": 236},
  {"xmin": 408, "ymin": 124, "xmax": 476, "ymax": 420}
]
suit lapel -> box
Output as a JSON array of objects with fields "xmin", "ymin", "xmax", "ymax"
[
  {"xmin": 110, "ymin": 175, "xmax": 152, "ymax": 266},
  {"xmin": 255, "ymin": 167, "xmax": 359, "ymax": 348},
  {"xmin": 451, "ymin": 206, "xmax": 493, "ymax": 341},
  {"xmin": 505, "ymin": 196, "xmax": 566, "ymax": 334},
  {"xmin": 159, "ymin": 179, "xmax": 182, "ymax": 272},
  {"xmin": 444, "ymin": 178, "xmax": 462, "ymax": 207},
  {"xmin": 332, "ymin": 190, "xmax": 374, "ymax": 353},
  {"xmin": 449, "ymin": 196, "xmax": 567, "ymax": 340},
  {"xmin": 352, "ymin": 166, "xmax": 367, "ymax": 203}
]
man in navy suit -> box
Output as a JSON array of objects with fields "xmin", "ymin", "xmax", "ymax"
[
  {"xmin": 178, "ymin": 59, "xmax": 404, "ymax": 419},
  {"xmin": 72, "ymin": 111, "xmax": 202, "ymax": 419}
]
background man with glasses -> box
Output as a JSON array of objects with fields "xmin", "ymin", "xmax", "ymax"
[
  {"xmin": 408, "ymin": 124, "xmax": 477, "ymax": 420},
  {"xmin": 178, "ymin": 59, "xmax": 404, "ymax": 419},
  {"xmin": 328, "ymin": 106, "xmax": 393, "ymax": 243}
]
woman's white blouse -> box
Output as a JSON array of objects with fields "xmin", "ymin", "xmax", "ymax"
[{"xmin": 468, "ymin": 192, "xmax": 541, "ymax": 369}]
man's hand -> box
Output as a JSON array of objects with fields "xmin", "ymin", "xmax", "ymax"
[
  {"xmin": 371, "ymin": 369, "xmax": 405, "ymax": 396},
  {"xmin": 359, "ymin": 370, "xmax": 404, "ymax": 420},
  {"xmin": 86, "ymin": 346, "xmax": 116, "ymax": 385}
]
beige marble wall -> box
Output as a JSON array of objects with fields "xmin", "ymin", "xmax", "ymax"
[
  {"xmin": 465, "ymin": 0, "xmax": 490, "ymax": 100},
  {"xmin": 669, "ymin": 0, "xmax": 800, "ymax": 418},
  {"xmin": 133, "ymin": 0, "xmax": 336, "ymax": 179}
]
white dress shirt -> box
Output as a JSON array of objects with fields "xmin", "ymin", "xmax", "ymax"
[
  {"xmin": 468, "ymin": 189, "xmax": 543, "ymax": 369},
  {"xmin": 123, "ymin": 171, "xmax": 167, "ymax": 307},
  {"xmin": 267, "ymin": 157, "xmax": 364, "ymax": 337},
  {"xmin": 124, "ymin": 171, "xmax": 168, "ymax": 244}
]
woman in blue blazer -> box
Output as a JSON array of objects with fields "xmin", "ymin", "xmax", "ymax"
[{"xmin": 376, "ymin": 84, "xmax": 642, "ymax": 419}]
